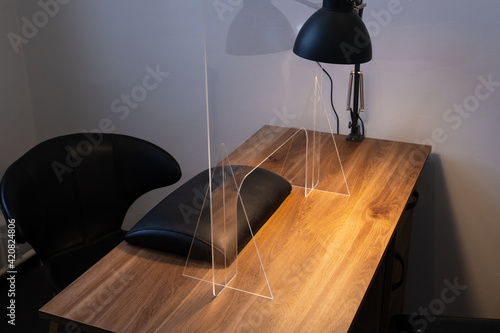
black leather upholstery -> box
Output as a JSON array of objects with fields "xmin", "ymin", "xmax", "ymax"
[
  {"xmin": 125, "ymin": 165, "xmax": 291, "ymax": 264},
  {"xmin": 0, "ymin": 133, "xmax": 181, "ymax": 292}
]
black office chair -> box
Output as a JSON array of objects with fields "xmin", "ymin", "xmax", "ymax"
[{"xmin": 0, "ymin": 133, "xmax": 181, "ymax": 293}]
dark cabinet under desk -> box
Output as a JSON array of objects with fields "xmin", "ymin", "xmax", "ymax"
[{"xmin": 350, "ymin": 191, "xmax": 419, "ymax": 333}]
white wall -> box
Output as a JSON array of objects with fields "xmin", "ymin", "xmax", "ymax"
[
  {"xmin": 0, "ymin": 0, "xmax": 36, "ymax": 180},
  {"xmin": 0, "ymin": 0, "xmax": 37, "ymax": 259},
  {"xmin": 3, "ymin": 0, "xmax": 500, "ymax": 320},
  {"xmin": 13, "ymin": 0, "xmax": 209, "ymax": 225},
  {"xmin": 360, "ymin": 0, "xmax": 500, "ymax": 318}
]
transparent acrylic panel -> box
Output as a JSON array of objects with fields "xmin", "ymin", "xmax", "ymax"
[
  {"xmin": 183, "ymin": 0, "xmax": 348, "ymax": 299},
  {"xmin": 229, "ymin": 75, "xmax": 349, "ymax": 196},
  {"xmin": 183, "ymin": 145, "xmax": 272, "ymax": 298},
  {"xmin": 183, "ymin": 146, "xmax": 237, "ymax": 296}
]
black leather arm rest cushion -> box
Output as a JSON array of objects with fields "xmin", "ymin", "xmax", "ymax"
[{"xmin": 125, "ymin": 166, "xmax": 291, "ymax": 263}]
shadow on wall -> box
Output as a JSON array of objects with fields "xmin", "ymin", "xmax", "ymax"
[
  {"xmin": 225, "ymin": 0, "xmax": 295, "ymax": 56},
  {"xmin": 404, "ymin": 153, "xmax": 473, "ymax": 317}
]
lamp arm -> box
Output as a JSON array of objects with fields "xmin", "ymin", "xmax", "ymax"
[
  {"xmin": 355, "ymin": 3, "xmax": 367, "ymax": 11},
  {"xmin": 346, "ymin": 0, "xmax": 367, "ymax": 142},
  {"xmin": 347, "ymin": 63, "xmax": 364, "ymax": 141},
  {"xmin": 355, "ymin": 0, "xmax": 367, "ymax": 20}
]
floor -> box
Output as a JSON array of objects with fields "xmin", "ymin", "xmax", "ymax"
[{"xmin": 1, "ymin": 256, "xmax": 53, "ymax": 333}]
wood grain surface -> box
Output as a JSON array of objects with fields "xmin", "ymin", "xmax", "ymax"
[{"xmin": 40, "ymin": 126, "xmax": 431, "ymax": 332}]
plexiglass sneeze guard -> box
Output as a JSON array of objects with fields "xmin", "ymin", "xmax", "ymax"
[{"xmin": 183, "ymin": 0, "xmax": 349, "ymax": 299}]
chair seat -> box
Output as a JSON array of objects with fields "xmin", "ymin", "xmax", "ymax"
[{"xmin": 43, "ymin": 229, "xmax": 126, "ymax": 292}]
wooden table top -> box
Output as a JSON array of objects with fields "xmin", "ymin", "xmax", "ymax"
[{"xmin": 40, "ymin": 126, "xmax": 431, "ymax": 332}]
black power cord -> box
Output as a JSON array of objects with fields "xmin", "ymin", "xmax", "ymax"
[
  {"xmin": 317, "ymin": 62, "xmax": 339, "ymax": 134},
  {"xmin": 358, "ymin": 113, "xmax": 365, "ymax": 136}
]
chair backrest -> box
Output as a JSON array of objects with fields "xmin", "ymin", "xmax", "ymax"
[{"xmin": 0, "ymin": 133, "xmax": 181, "ymax": 290}]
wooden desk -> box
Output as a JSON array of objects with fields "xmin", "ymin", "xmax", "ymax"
[{"xmin": 40, "ymin": 126, "xmax": 431, "ymax": 332}]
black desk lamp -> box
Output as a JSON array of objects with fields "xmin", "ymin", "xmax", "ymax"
[{"xmin": 293, "ymin": 0, "xmax": 372, "ymax": 142}]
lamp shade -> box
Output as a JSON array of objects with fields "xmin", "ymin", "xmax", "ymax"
[{"xmin": 293, "ymin": 0, "xmax": 372, "ymax": 64}]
